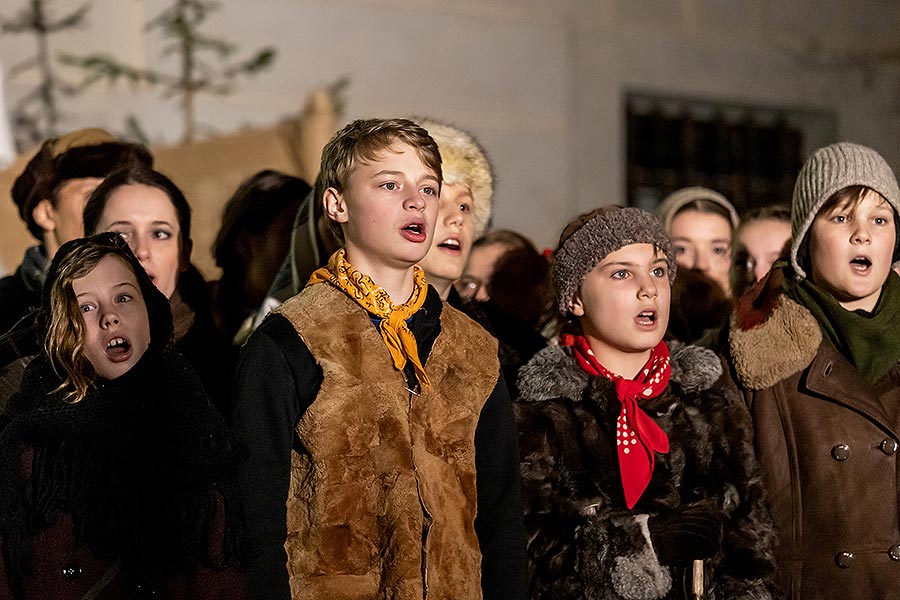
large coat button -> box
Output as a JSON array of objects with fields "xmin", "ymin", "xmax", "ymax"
[
  {"xmin": 889, "ymin": 545, "xmax": 900, "ymax": 561},
  {"xmin": 881, "ymin": 439, "xmax": 899, "ymax": 455},
  {"xmin": 61, "ymin": 564, "xmax": 82, "ymax": 580},
  {"xmin": 835, "ymin": 551, "xmax": 854, "ymax": 568},
  {"xmin": 832, "ymin": 444, "xmax": 851, "ymax": 461}
]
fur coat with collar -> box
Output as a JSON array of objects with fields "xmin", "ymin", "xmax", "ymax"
[
  {"xmin": 515, "ymin": 341, "xmax": 776, "ymax": 600},
  {"xmin": 728, "ymin": 266, "xmax": 900, "ymax": 599}
]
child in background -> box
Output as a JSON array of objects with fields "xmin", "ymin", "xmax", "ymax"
[
  {"xmin": 658, "ymin": 187, "xmax": 739, "ymax": 347},
  {"xmin": 516, "ymin": 206, "xmax": 775, "ymax": 599},
  {"xmin": 231, "ymin": 118, "xmax": 526, "ymax": 600},
  {"xmin": 731, "ymin": 204, "xmax": 792, "ymax": 298},
  {"xmin": 728, "ymin": 142, "xmax": 900, "ymax": 598},
  {"xmin": 415, "ymin": 118, "xmax": 493, "ymax": 302},
  {"xmin": 657, "ymin": 186, "xmax": 739, "ymax": 298},
  {"xmin": 212, "ymin": 170, "xmax": 310, "ymax": 344},
  {"xmin": 0, "ymin": 233, "xmax": 244, "ymax": 599},
  {"xmin": 1, "ymin": 128, "xmax": 152, "ymax": 336},
  {"xmin": 456, "ymin": 229, "xmax": 538, "ymax": 302}
]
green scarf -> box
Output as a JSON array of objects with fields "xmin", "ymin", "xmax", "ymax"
[{"xmin": 788, "ymin": 269, "xmax": 900, "ymax": 383}]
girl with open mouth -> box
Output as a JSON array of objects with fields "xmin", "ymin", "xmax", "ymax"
[{"xmin": 0, "ymin": 233, "xmax": 246, "ymax": 599}]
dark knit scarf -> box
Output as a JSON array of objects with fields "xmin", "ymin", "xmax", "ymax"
[
  {"xmin": 0, "ymin": 348, "xmax": 245, "ymax": 593},
  {"xmin": 789, "ymin": 270, "xmax": 900, "ymax": 383}
]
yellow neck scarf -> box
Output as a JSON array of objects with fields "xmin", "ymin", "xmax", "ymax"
[{"xmin": 307, "ymin": 249, "xmax": 431, "ymax": 388}]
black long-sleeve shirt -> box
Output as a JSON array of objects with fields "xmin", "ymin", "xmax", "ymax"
[{"xmin": 231, "ymin": 286, "xmax": 527, "ymax": 600}]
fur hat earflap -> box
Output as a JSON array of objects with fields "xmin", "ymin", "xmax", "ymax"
[{"xmin": 413, "ymin": 118, "xmax": 494, "ymax": 236}]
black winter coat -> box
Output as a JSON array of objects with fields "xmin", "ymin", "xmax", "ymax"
[
  {"xmin": 515, "ymin": 342, "xmax": 777, "ymax": 600},
  {"xmin": 0, "ymin": 350, "xmax": 246, "ymax": 599}
]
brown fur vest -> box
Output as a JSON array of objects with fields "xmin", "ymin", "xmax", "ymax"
[{"xmin": 276, "ymin": 284, "xmax": 499, "ymax": 600}]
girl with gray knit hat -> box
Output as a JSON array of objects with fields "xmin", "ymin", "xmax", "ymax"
[
  {"xmin": 727, "ymin": 141, "xmax": 900, "ymax": 598},
  {"xmin": 515, "ymin": 206, "xmax": 776, "ymax": 600}
]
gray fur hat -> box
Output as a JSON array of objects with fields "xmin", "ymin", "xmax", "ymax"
[
  {"xmin": 656, "ymin": 186, "xmax": 739, "ymax": 232},
  {"xmin": 791, "ymin": 142, "xmax": 900, "ymax": 279},
  {"xmin": 413, "ymin": 118, "xmax": 494, "ymax": 237},
  {"xmin": 553, "ymin": 206, "xmax": 676, "ymax": 315}
]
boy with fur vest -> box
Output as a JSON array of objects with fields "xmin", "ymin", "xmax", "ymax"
[
  {"xmin": 515, "ymin": 206, "xmax": 776, "ymax": 599},
  {"xmin": 231, "ymin": 118, "xmax": 527, "ymax": 600},
  {"xmin": 727, "ymin": 142, "xmax": 900, "ymax": 598}
]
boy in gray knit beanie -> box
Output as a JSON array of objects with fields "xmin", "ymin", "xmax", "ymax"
[
  {"xmin": 791, "ymin": 141, "xmax": 900, "ymax": 281},
  {"xmin": 727, "ymin": 141, "xmax": 900, "ymax": 598}
]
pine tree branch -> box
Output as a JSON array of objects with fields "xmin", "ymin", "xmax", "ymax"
[
  {"xmin": 45, "ymin": 3, "xmax": 89, "ymax": 32},
  {"xmin": 59, "ymin": 51, "xmax": 172, "ymax": 90},
  {"xmin": 222, "ymin": 47, "xmax": 275, "ymax": 78},
  {"xmin": 8, "ymin": 56, "xmax": 39, "ymax": 78}
]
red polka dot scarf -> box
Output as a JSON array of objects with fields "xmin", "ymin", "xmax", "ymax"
[{"xmin": 562, "ymin": 334, "xmax": 671, "ymax": 509}]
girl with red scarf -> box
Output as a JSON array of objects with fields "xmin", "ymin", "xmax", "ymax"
[{"xmin": 514, "ymin": 206, "xmax": 776, "ymax": 600}]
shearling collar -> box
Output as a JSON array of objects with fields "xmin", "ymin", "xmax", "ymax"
[
  {"xmin": 728, "ymin": 267, "xmax": 821, "ymax": 391},
  {"xmin": 517, "ymin": 340, "xmax": 723, "ymax": 403}
]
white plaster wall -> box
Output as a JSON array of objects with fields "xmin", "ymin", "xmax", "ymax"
[{"xmin": 2, "ymin": 0, "xmax": 900, "ymax": 251}]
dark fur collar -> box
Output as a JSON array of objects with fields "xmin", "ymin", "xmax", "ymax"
[
  {"xmin": 517, "ymin": 340, "xmax": 722, "ymax": 403},
  {"xmin": 728, "ymin": 268, "xmax": 821, "ymax": 391}
]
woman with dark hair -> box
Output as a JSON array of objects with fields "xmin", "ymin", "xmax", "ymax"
[
  {"xmin": 211, "ymin": 170, "xmax": 309, "ymax": 344},
  {"xmin": 0, "ymin": 233, "xmax": 245, "ymax": 599},
  {"xmin": 83, "ymin": 165, "xmax": 232, "ymax": 414},
  {"xmin": 84, "ymin": 165, "xmax": 192, "ymax": 300}
]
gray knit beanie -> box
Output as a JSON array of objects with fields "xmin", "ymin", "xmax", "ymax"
[
  {"xmin": 553, "ymin": 206, "xmax": 676, "ymax": 315},
  {"xmin": 791, "ymin": 142, "xmax": 900, "ymax": 279},
  {"xmin": 656, "ymin": 186, "xmax": 740, "ymax": 232}
]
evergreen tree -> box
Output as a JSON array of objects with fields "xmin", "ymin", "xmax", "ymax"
[
  {"xmin": 1, "ymin": 0, "xmax": 88, "ymax": 150},
  {"xmin": 62, "ymin": 0, "xmax": 275, "ymax": 143}
]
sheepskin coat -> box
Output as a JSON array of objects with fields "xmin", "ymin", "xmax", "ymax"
[
  {"xmin": 515, "ymin": 341, "xmax": 777, "ymax": 600},
  {"xmin": 729, "ymin": 266, "xmax": 900, "ymax": 599}
]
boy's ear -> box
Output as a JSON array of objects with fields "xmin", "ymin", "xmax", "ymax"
[
  {"xmin": 570, "ymin": 290, "xmax": 585, "ymax": 317},
  {"xmin": 323, "ymin": 187, "xmax": 349, "ymax": 224},
  {"xmin": 32, "ymin": 199, "xmax": 58, "ymax": 233}
]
